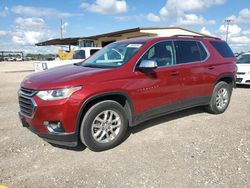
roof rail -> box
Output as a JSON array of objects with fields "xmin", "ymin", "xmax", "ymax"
[{"xmin": 172, "ymin": 34, "xmax": 221, "ymax": 40}]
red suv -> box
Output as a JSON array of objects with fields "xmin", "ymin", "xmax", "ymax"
[{"xmin": 19, "ymin": 36, "xmax": 237, "ymax": 151}]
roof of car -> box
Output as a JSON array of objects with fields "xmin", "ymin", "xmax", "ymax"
[{"xmin": 115, "ymin": 35, "xmax": 221, "ymax": 44}]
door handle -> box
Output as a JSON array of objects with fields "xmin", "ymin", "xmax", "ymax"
[
  {"xmin": 170, "ymin": 70, "xmax": 180, "ymax": 76},
  {"xmin": 208, "ymin": 66, "xmax": 215, "ymax": 70}
]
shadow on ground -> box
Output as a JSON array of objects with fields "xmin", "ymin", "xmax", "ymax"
[
  {"xmin": 49, "ymin": 141, "xmax": 87, "ymax": 152},
  {"xmin": 129, "ymin": 106, "xmax": 205, "ymax": 134},
  {"xmin": 51, "ymin": 106, "xmax": 204, "ymax": 151},
  {"xmin": 236, "ymin": 84, "xmax": 250, "ymax": 89}
]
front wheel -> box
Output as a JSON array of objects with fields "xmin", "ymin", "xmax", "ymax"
[
  {"xmin": 205, "ymin": 81, "xmax": 232, "ymax": 114},
  {"xmin": 80, "ymin": 100, "xmax": 128, "ymax": 151}
]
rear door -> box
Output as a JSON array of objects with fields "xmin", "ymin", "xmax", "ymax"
[{"xmin": 174, "ymin": 40, "xmax": 211, "ymax": 105}]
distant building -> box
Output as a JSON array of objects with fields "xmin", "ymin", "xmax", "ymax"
[{"xmin": 36, "ymin": 26, "xmax": 209, "ymax": 48}]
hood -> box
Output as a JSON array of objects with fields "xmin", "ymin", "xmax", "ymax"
[
  {"xmin": 21, "ymin": 64, "xmax": 111, "ymax": 90},
  {"xmin": 236, "ymin": 64, "xmax": 250, "ymax": 72}
]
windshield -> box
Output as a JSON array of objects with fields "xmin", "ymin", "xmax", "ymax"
[
  {"xmin": 81, "ymin": 42, "xmax": 145, "ymax": 68},
  {"xmin": 237, "ymin": 54, "xmax": 250, "ymax": 64}
]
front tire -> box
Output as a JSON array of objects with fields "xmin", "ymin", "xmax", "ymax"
[
  {"xmin": 206, "ymin": 81, "xmax": 232, "ymax": 114},
  {"xmin": 80, "ymin": 100, "xmax": 128, "ymax": 151}
]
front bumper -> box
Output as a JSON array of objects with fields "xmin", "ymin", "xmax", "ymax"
[
  {"xmin": 19, "ymin": 112, "xmax": 78, "ymax": 147},
  {"xmin": 236, "ymin": 74, "xmax": 250, "ymax": 85},
  {"xmin": 18, "ymin": 89, "xmax": 85, "ymax": 147}
]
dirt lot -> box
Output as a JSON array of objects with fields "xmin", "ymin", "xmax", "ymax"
[{"xmin": 0, "ymin": 61, "xmax": 250, "ymax": 188}]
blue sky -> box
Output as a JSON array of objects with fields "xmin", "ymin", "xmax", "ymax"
[{"xmin": 0, "ymin": 0, "xmax": 249, "ymax": 53}]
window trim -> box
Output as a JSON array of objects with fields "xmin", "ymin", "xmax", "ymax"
[
  {"xmin": 174, "ymin": 40, "xmax": 210, "ymax": 65},
  {"xmin": 133, "ymin": 39, "xmax": 210, "ymax": 72}
]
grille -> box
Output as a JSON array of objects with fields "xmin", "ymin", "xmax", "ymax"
[
  {"xmin": 237, "ymin": 72, "xmax": 246, "ymax": 75},
  {"xmin": 18, "ymin": 88, "xmax": 37, "ymax": 118},
  {"xmin": 236, "ymin": 78, "xmax": 243, "ymax": 83}
]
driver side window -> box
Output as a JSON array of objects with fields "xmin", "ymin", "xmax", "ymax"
[{"xmin": 139, "ymin": 41, "xmax": 176, "ymax": 67}]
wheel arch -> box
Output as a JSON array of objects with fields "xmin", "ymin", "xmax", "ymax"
[
  {"xmin": 75, "ymin": 91, "xmax": 134, "ymax": 134},
  {"xmin": 215, "ymin": 74, "xmax": 236, "ymax": 88}
]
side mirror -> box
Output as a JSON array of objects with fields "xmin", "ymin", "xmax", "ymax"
[{"xmin": 139, "ymin": 60, "xmax": 158, "ymax": 70}]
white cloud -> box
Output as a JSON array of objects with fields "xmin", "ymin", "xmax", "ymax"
[
  {"xmin": 227, "ymin": 8, "xmax": 250, "ymax": 23},
  {"xmin": 11, "ymin": 5, "xmax": 73, "ymax": 18},
  {"xmin": 219, "ymin": 24, "xmax": 242, "ymax": 36},
  {"xmin": 86, "ymin": 26, "xmax": 94, "ymax": 30},
  {"xmin": 230, "ymin": 36, "xmax": 250, "ymax": 44},
  {"xmin": 10, "ymin": 16, "xmax": 56, "ymax": 46},
  {"xmin": 12, "ymin": 31, "xmax": 43, "ymax": 45},
  {"xmin": 15, "ymin": 17, "xmax": 46, "ymax": 29},
  {"xmin": 80, "ymin": 0, "xmax": 128, "ymax": 15},
  {"xmin": 0, "ymin": 6, "xmax": 9, "ymax": 17},
  {"xmin": 0, "ymin": 30, "xmax": 7, "ymax": 37},
  {"xmin": 114, "ymin": 14, "xmax": 144, "ymax": 22},
  {"xmin": 147, "ymin": 0, "xmax": 223, "ymax": 24},
  {"xmin": 160, "ymin": 0, "xmax": 225, "ymax": 14},
  {"xmin": 177, "ymin": 14, "xmax": 215, "ymax": 25},
  {"xmin": 200, "ymin": 27, "xmax": 211, "ymax": 35},
  {"xmin": 147, "ymin": 13, "xmax": 161, "ymax": 22}
]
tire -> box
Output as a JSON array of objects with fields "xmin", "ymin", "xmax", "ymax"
[
  {"xmin": 80, "ymin": 100, "xmax": 128, "ymax": 151},
  {"xmin": 205, "ymin": 81, "xmax": 232, "ymax": 114}
]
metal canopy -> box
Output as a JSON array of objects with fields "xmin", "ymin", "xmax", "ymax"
[
  {"xmin": 35, "ymin": 27, "xmax": 208, "ymax": 46},
  {"xmin": 36, "ymin": 37, "xmax": 82, "ymax": 46}
]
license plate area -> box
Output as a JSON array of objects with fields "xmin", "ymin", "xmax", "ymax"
[{"xmin": 19, "ymin": 114, "xmax": 30, "ymax": 127}]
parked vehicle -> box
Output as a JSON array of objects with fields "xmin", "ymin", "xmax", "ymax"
[
  {"xmin": 5, "ymin": 56, "xmax": 16, "ymax": 61},
  {"xmin": 18, "ymin": 36, "xmax": 237, "ymax": 151},
  {"xmin": 15, "ymin": 56, "xmax": 23, "ymax": 61},
  {"xmin": 34, "ymin": 47, "xmax": 101, "ymax": 72},
  {"xmin": 236, "ymin": 52, "xmax": 250, "ymax": 85}
]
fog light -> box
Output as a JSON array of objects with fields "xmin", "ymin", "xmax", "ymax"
[{"xmin": 43, "ymin": 121, "xmax": 65, "ymax": 133}]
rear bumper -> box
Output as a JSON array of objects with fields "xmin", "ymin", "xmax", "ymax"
[{"xmin": 19, "ymin": 113, "xmax": 78, "ymax": 147}]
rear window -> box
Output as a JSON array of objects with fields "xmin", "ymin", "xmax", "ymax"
[
  {"xmin": 210, "ymin": 41, "xmax": 235, "ymax": 58},
  {"xmin": 175, "ymin": 41, "xmax": 208, "ymax": 64}
]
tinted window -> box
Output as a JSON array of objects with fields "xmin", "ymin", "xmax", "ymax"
[
  {"xmin": 175, "ymin": 41, "xmax": 204, "ymax": 64},
  {"xmin": 210, "ymin": 41, "xmax": 235, "ymax": 58},
  {"xmin": 139, "ymin": 41, "xmax": 176, "ymax": 67},
  {"xmin": 237, "ymin": 54, "xmax": 250, "ymax": 64},
  {"xmin": 197, "ymin": 42, "xmax": 208, "ymax": 60},
  {"xmin": 90, "ymin": 49, "xmax": 99, "ymax": 56}
]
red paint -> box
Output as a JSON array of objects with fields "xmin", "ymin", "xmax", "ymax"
[{"xmin": 19, "ymin": 37, "xmax": 237, "ymax": 135}]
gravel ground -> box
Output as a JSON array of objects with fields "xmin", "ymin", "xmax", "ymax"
[{"xmin": 0, "ymin": 61, "xmax": 250, "ymax": 188}]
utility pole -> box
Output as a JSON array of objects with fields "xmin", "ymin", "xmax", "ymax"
[
  {"xmin": 225, "ymin": 19, "xmax": 233, "ymax": 42},
  {"xmin": 60, "ymin": 19, "xmax": 63, "ymax": 39}
]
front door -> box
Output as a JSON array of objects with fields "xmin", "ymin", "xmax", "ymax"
[{"xmin": 131, "ymin": 41, "xmax": 182, "ymax": 117}]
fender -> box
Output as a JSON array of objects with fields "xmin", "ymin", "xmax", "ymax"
[
  {"xmin": 215, "ymin": 73, "xmax": 236, "ymax": 88},
  {"xmin": 74, "ymin": 91, "xmax": 135, "ymax": 134}
]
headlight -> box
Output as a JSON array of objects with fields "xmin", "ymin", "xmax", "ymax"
[{"xmin": 36, "ymin": 86, "xmax": 82, "ymax": 101}]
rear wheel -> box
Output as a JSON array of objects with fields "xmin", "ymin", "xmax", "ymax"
[
  {"xmin": 80, "ymin": 100, "xmax": 128, "ymax": 151},
  {"xmin": 206, "ymin": 81, "xmax": 232, "ymax": 114}
]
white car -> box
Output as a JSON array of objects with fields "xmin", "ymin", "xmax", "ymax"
[
  {"xmin": 236, "ymin": 52, "xmax": 250, "ymax": 85},
  {"xmin": 34, "ymin": 47, "xmax": 101, "ymax": 72}
]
